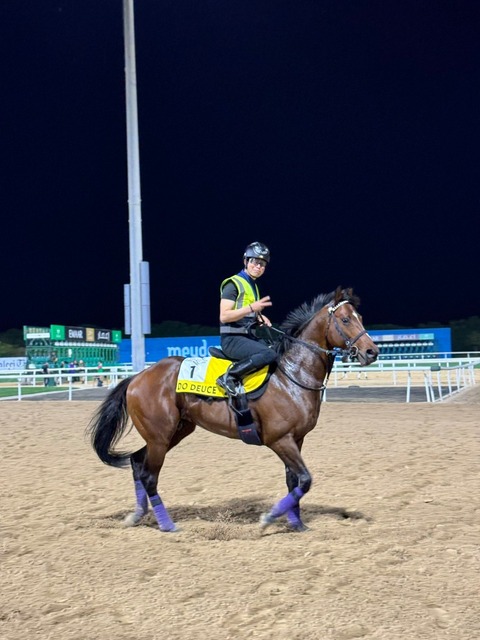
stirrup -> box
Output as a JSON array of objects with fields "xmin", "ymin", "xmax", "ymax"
[{"xmin": 216, "ymin": 373, "xmax": 239, "ymax": 396}]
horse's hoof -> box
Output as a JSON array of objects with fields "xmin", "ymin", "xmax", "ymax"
[
  {"xmin": 288, "ymin": 522, "xmax": 309, "ymax": 533},
  {"xmin": 123, "ymin": 512, "xmax": 144, "ymax": 527},
  {"xmin": 160, "ymin": 524, "xmax": 178, "ymax": 533},
  {"xmin": 259, "ymin": 512, "xmax": 275, "ymax": 530}
]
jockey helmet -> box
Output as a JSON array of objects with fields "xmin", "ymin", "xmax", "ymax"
[{"xmin": 244, "ymin": 242, "xmax": 270, "ymax": 263}]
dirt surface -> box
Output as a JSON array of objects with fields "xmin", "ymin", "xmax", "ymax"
[{"xmin": 1, "ymin": 389, "xmax": 479, "ymax": 639}]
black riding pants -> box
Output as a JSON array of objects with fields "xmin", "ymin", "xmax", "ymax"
[{"xmin": 220, "ymin": 335, "xmax": 277, "ymax": 368}]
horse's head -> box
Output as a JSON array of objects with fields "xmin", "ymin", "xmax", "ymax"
[
  {"xmin": 278, "ymin": 287, "xmax": 379, "ymax": 367},
  {"xmin": 325, "ymin": 287, "xmax": 379, "ymax": 366}
]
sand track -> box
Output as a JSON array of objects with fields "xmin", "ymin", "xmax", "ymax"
[{"xmin": 1, "ymin": 393, "xmax": 479, "ymax": 639}]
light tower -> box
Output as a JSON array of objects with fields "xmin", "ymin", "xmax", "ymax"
[{"xmin": 123, "ymin": 0, "xmax": 150, "ymax": 371}]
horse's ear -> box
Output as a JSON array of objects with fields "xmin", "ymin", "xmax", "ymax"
[
  {"xmin": 343, "ymin": 287, "xmax": 361, "ymax": 308},
  {"xmin": 334, "ymin": 286, "xmax": 343, "ymax": 303}
]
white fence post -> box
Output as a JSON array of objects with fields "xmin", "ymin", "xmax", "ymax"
[
  {"xmin": 406, "ymin": 371, "xmax": 411, "ymax": 403},
  {"xmin": 424, "ymin": 372, "xmax": 433, "ymax": 402}
]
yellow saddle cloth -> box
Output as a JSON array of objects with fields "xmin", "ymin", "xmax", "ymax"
[{"xmin": 176, "ymin": 356, "xmax": 269, "ymax": 398}]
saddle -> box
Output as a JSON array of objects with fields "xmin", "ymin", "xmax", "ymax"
[
  {"xmin": 208, "ymin": 347, "xmax": 265, "ymax": 445},
  {"xmin": 175, "ymin": 349, "xmax": 272, "ymax": 445}
]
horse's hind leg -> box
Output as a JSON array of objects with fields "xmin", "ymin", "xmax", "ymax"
[
  {"xmin": 144, "ymin": 419, "xmax": 197, "ymax": 532},
  {"xmin": 167, "ymin": 419, "xmax": 196, "ymax": 451},
  {"xmin": 121, "ymin": 441, "xmax": 176, "ymax": 532},
  {"xmin": 133, "ymin": 441, "xmax": 177, "ymax": 532},
  {"xmin": 125, "ymin": 419, "xmax": 197, "ymax": 532},
  {"xmin": 124, "ymin": 446, "xmax": 150, "ymax": 527}
]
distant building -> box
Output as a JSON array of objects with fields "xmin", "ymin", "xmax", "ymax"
[
  {"xmin": 24, "ymin": 325, "xmax": 122, "ymax": 367},
  {"xmin": 368, "ymin": 328, "xmax": 451, "ymax": 359}
]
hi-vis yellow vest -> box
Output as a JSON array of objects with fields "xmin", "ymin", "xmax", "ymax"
[{"xmin": 220, "ymin": 274, "xmax": 260, "ymax": 335}]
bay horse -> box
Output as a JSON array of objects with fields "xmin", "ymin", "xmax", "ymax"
[{"xmin": 87, "ymin": 287, "xmax": 379, "ymax": 533}]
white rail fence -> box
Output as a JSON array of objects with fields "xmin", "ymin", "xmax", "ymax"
[
  {"xmin": 0, "ymin": 366, "xmax": 131, "ymax": 402},
  {"xmin": 0, "ymin": 358, "xmax": 478, "ymax": 403},
  {"xmin": 328, "ymin": 358, "xmax": 479, "ymax": 402}
]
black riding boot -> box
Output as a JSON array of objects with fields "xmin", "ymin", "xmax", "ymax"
[{"xmin": 216, "ymin": 358, "xmax": 257, "ymax": 395}]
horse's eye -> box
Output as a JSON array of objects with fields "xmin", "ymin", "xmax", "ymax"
[{"xmin": 341, "ymin": 317, "xmax": 350, "ymax": 324}]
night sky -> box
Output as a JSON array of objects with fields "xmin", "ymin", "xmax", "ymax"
[{"xmin": 2, "ymin": 1, "xmax": 479, "ymax": 334}]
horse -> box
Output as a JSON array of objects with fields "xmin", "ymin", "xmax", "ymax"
[{"xmin": 87, "ymin": 287, "xmax": 379, "ymax": 533}]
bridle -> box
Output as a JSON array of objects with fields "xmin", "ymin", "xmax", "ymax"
[
  {"xmin": 326, "ymin": 300, "xmax": 368, "ymax": 360},
  {"xmin": 260, "ymin": 299, "xmax": 367, "ymax": 392},
  {"xmin": 265, "ymin": 299, "xmax": 367, "ymax": 359}
]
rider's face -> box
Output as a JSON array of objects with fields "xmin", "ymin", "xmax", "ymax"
[{"xmin": 245, "ymin": 258, "xmax": 267, "ymax": 279}]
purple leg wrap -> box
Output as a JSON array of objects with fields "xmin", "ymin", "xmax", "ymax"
[
  {"xmin": 134, "ymin": 480, "xmax": 149, "ymax": 517},
  {"xmin": 270, "ymin": 487, "xmax": 304, "ymax": 519},
  {"xmin": 149, "ymin": 494, "xmax": 176, "ymax": 532},
  {"xmin": 286, "ymin": 507, "xmax": 304, "ymax": 529}
]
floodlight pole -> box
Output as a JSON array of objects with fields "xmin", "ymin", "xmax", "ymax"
[{"xmin": 123, "ymin": 0, "xmax": 147, "ymax": 371}]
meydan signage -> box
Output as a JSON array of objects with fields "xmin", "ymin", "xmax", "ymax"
[{"xmin": 49, "ymin": 325, "xmax": 122, "ymax": 343}]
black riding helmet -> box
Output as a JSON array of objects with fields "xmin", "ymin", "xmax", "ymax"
[{"xmin": 243, "ymin": 242, "xmax": 270, "ymax": 263}]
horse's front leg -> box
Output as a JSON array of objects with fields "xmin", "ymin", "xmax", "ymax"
[
  {"xmin": 261, "ymin": 437, "xmax": 312, "ymax": 532},
  {"xmin": 284, "ymin": 437, "xmax": 307, "ymax": 531},
  {"xmin": 284, "ymin": 466, "xmax": 308, "ymax": 532}
]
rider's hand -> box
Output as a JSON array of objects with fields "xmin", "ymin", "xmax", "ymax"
[
  {"xmin": 251, "ymin": 296, "xmax": 272, "ymax": 314},
  {"xmin": 257, "ymin": 314, "xmax": 272, "ymax": 327}
]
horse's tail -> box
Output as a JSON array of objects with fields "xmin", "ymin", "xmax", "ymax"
[{"xmin": 87, "ymin": 376, "xmax": 134, "ymax": 468}]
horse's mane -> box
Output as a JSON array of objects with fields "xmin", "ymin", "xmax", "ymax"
[{"xmin": 276, "ymin": 288, "xmax": 360, "ymax": 356}]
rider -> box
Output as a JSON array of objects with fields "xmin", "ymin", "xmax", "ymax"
[{"xmin": 216, "ymin": 241, "xmax": 277, "ymax": 395}]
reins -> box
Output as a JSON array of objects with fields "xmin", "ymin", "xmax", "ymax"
[
  {"xmin": 255, "ymin": 321, "xmax": 335, "ymax": 392},
  {"xmin": 267, "ymin": 325, "xmax": 344, "ymax": 358},
  {"xmin": 255, "ymin": 299, "xmax": 366, "ymax": 392},
  {"xmin": 259, "ymin": 300, "xmax": 361, "ymax": 359}
]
